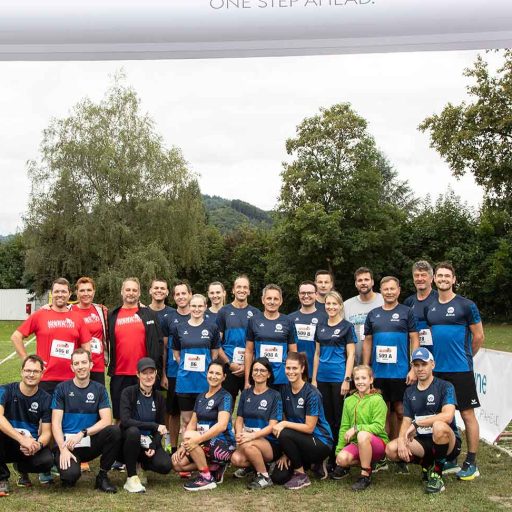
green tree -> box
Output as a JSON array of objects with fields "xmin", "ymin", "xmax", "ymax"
[
  {"xmin": 23, "ymin": 75, "xmax": 207, "ymax": 307},
  {"xmin": 0, "ymin": 234, "xmax": 25, "ymax": 288}
]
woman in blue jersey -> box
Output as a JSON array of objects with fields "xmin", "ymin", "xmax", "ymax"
[
  {"xmin": 171, "ymin": 294, "xmax": 220, "ymax": 429},
  {"xmin": 231, "ymin": 357, "xmax": 283, "ymax": 489},
  {"xmin": 205, "ymin": 281, "xmax": 226, "ymax": 323},
  {"xmin": 312, "ymin": 291, "xmax": 356, "ymax": 474},
  {"xmin": 272, "ymin": 352, "xmax": 334, "ymax": 490},
  {"xmin": 171, "ymin": 359, "xmax": 235, "ymax": 491}
]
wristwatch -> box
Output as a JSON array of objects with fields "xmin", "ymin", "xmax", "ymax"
[
  {"xmin": 81, "ymin": 428, "xmax": 88, "ymax": 437},
  {"xmin": 344, "ymin": 376, "xmax": 352, "ymax": 382}
]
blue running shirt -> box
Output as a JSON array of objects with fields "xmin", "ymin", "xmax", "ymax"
[
  {"xmin": 164, "ymin": 311, "xmax": 190, "ymax": 378},
  {"xmin": 194, "ymin": 388, "xmax": 235, "ymax": 444},
  {"xmin": 404, "ymin": 290, "xmax": 438, "ymax": 350}
]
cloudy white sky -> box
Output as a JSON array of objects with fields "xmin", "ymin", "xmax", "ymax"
[{"xmin": 0, "ymin": 49, "xmax": 500, "ymax": 235}]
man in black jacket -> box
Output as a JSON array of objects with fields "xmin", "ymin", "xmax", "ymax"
[{"xmin": 118, "ymin": 357, "xmax": 171, "ymax": 493}]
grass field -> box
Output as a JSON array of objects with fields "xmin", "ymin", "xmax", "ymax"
[{"xmin": 0, "ymin": 321, "xmax": 511, "ymax": 511}]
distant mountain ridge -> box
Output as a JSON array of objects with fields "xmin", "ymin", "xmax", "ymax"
[{"xmin": 203, "ymin": 195, "xmax": 273, "ymax": 233}]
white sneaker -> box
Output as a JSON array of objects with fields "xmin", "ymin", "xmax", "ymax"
[{"xmin": 124, "ymin": 475, "xmax": 146, "ymax": 493}]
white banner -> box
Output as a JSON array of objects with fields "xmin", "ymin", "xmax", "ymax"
[
  {"xmin": 0, "ymin": 0, "xmax": 511, "ymax": 60},
  {"xmin": 455, "ymin": 348, "xmax": 512, "ymax": 444}
]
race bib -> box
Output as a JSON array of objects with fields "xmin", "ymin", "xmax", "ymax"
[
  {"xmin": 260, "ymin": 344, "xmax": 283, "ymax": 363},
  {"xmin": 15, "ymin": 428, "xmax": 33, "ymax": 438},
  {"xmin": 419, "ymin": 329, "xmax": 433, "ymax": 347},
  {"xmin": 64, "ymin": 433, "xmax": 91, "ymax": 448},
  {"xmin": 358, "ymin": 324, "xmax": 365, "ymax": 342},
  {"xmin": 184, "ymin": 353, "xmax": 206, "ymax": 372},
  {"xmin": 233, "ymin": 347, "xmax": 245, "ymax": 365},
  {"xmin": 140, "ymin": 435, "xmax": 152, "ymax": 449},
  {"xmin": 295, "ymin": 323, "xmax": 315, "ymax": 341},
  {"xmin": 415, "ymin": 414, "xmax": 434, "ymax": 435},
  {"xmin": 50, "ymin": 339, "xmax": 75, "ymax": 359},
  {"xmin": 243, "ymin": 426, "xmax": 261, "ymax": 433},
  {"xmin": 376, "ymin": 345, "xmax": 397, "ymax": 364},
  {"xmin": 90, "ymin": 337, "xmax": 103, "ymax": 354},
  {"xmin": 197, "ymin": 423, "xmax": 210, "ymax": 435}
]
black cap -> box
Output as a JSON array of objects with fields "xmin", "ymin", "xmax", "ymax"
[{"xmin": 137, "ymin": 357, "xmax": 156, "ymax": 373}]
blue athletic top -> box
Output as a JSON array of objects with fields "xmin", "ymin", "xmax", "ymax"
[
  {"xmin": 194, "ymin": 388, "xmax": 235, "ymax": 444},
  {"xmin": 204, "ymin": 308, "xmax": 219, "ymax": 325},
  {"xmin": 314, "ymin": 300, "xmax": 326, "ymax": 313},
  {"xmin": 216, "ymin": 304, "xmax": 261, "ymax": 364},
  {"xmin": 288, "ymin": 309, "xmax": 328, "ymax": 374},
  {"xmin": 315, "ymin": 319, "xmax": 357, "ymax": 383},
  {"xmin": 51, "ymin": 380, "xmax": 110, "ymax": 434},
  {"xmin": 281, "ymin": 382, "xmax": 333, "ymax": 448},
  {"xmin": 237, "ymin": 387, "xmax": 283, "ymax": 445},
  {"xmin": 153, "ymin": 305, "xmax": 177, "ymax": 337},
  {"xmin": 403, "ymin": 377, "xmax": 459, "ymax": 438},
  {"xmin": 171, "ymin": 321, "xmax": 221, "ymax": 394},
  {"xmin": 134, "ymin": 391, "xmax": 157, "ymax": 436},
  {"xmin": 404, "ymin": 290, "xmax": 438, "ymax": 351},
  {"xmin": 364, "ymin": 304, "xmax": 417, "ymax": 379},
  {"xmin": 247, "ymin": 314, "xmax": 296, "ymax": 385},
  {"xmin": 164, "ymin": 311, "xmax": 190, "ymax": 378},
  {"xmin": 425, "ymin": 295, "xmax": 481, "ymax": 373},
  {"xmin": 0, "ymin": 382, "xmax": 51, "ymax": 438}
]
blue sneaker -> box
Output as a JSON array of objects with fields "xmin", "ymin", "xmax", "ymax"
[
  {"xmin": 456, "ymin": 462, "xmax": 480, "ymax": 481},
  {"xmin": 442, "ymin": 460, "xmax": 461, "ymax": 475},
  {"xmin": 38, "ymin": 472, "xmax": 54, "ymax": 485}
]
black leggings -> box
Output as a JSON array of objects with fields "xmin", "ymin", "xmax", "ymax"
[
  {"xmin": 317, "ymin": 381, "xmax": 344, "ymax": 463},
  {"xmin": 55, "ymin": 425, "xmax": 122, "ymax": 485},
  {"xmin": 0, "ymin": 434, "xmax": 53, "ymax": 480},
  {"xmin": 119, "ymin": 427, "xmax": 172, "ymax": 477},
  {"xmin": 278, "ymin": 428, "xmax": 331, "ymax": 470}
]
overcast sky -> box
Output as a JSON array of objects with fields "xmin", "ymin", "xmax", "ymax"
[{"xmin": 0, "ymin": 49, "xmax": 500, "ymax": 235}]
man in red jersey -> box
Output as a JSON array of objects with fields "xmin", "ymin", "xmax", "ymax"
[
  {"xmin": 107, "ymin": 277, "xmax": 163, "ymax": 422},
  {"xmin": 71, "ymin": 277, "xmax": 108, "ymax": 386},
  {"xmin": 11, "ymin": 278, "xmax": 92, "ymax": 395}
]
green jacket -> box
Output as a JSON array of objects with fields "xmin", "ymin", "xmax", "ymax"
[{"xmin": 335, "ymin": 392, "xmax": 389, "ymax": 454}]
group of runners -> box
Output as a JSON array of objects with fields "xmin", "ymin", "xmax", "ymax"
[{"xmin": 0, "ymin": 260, "xmax": 484, "ymax": 496}]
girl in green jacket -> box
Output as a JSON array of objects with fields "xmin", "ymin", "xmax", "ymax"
[{"xmin": 334, "ymin": 365, "xmax": 389, "ymax": 491}]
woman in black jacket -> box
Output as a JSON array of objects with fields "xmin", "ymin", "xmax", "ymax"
[{"xmin": 119, "ymin": 357, "xmax": 172, "ymax": 493}]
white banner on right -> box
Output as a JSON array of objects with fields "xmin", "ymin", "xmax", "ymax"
[{"xmin": 455, "ymin": 348, "xmax": 512, "ymax": 444}]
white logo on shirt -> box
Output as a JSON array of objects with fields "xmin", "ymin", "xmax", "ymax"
[
  {"xmin": 312, "ymin": 318, "xmax": 318, "ymax": 324},
  {"xmin": 391, "ymin": 313, "xmax": 400, "ymax": 322},
  {"xmin": 334, "ymin": 329, "xmax": 340, "ymax": 335},
  {"xmin": 48, "ymin": 318, "xmax": 76, "ymax": 329},
  {"xmin": 208, "ymin": 399, "xmax": 215, "ymax": 408},
  {"xmin": 247, "ymin": 311, "xmax": 254, "ymax": 318},
  {"xmin": 202, "ymin": 329, "xmax": 209, "ymax": 336},
  {"xmin": 275, "ymin": 324, "xmax": 283, "ymax": 331},
  {"xmin": 298, "ymin": 398, "xmax": 304, "ymax": 406},
  {"xmin": 230, "ymin": 312, "xmax": 235, "ymax": 316},
  {"xmin": 260, "ymin": 400, "xmax": 267, "ymax": 407},
  {"xmin": 31, "ymin": 402, "xmax": 39, "ymax": 411},
  {"xmin": 446, "ymin": 307, "xmax": 455, "ymax": 317},
  {"xmin": 427, "ymin": 394, "xmax": 434, "ymax": 403}
]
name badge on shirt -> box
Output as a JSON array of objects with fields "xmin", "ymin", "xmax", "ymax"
[
  {"xmin": 64, "ymin": 433, "xmax": 91, "ymax": 448},
  {"xmin": 15, "ymin": 428, "xmax": 33, "ymax": 438},
  {"xmin": 295, "ymin": 323, "xmax": 315, "ymax": 341},
  {"xmin": 233, "ymin": 347, "xmax": 245, "ymax": 365},
  {"xmin": 184, "ymin": 353, "xmax": 206, "ymax": 372},
  {"xmin": 414, "ymin": 414, "xmax": 434, "ymax": 435},
  {"xmin": 358, "ymin": 324, "xmax": 365, "ymax": 342},
  {"xmin": 50, "ymin": 340, "xmax": 75, "ymax": 359},
  {"xmin": 260, "ymin": 344, "xmax": 283, "ymax": 363},
  {"xmin": 197, "ymin": 423, "xmax": 210, "ymax": 435},
  {"xmin": 140, "ymin": 435, "xmax": 152, "ymax": 449},
  {"xmin": 419, "ymin": 329, "xmax": 433, "ymax": 347},
  {"xmin": 90, "ymin": 337, "xmax": 103, "ymax": 354},
  {"xmin": 376, "ymin": 345, "xmax": 397, "ymax": 364}
]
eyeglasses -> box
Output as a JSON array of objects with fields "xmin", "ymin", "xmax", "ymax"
[
  {"xmin": 23, "ymin": 369, "xmax": 42, "ymax": 375},
  {"xmin": 252, "ymin": 368, "xmax": 269, "ymax": 374},
  {"xmin": 299, "ymin": 291, "xmax": 315, "ymax": 296}
]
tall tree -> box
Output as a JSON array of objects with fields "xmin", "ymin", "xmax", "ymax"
[
  {"xmin": 0, "ymin": 234, "xmax": 25, "ymax": 288},
  {"xmin": 23, "ymin": 75, "xmax": 207, "ymax": 306}
]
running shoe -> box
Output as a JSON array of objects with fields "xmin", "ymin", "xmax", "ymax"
[
  {"xmin": 13, "ymin": 464, "xmax": 32, "ymax": 488},
  {"xmin": 80, "ymin": 462, "xmax": 91, "ymax": 473},
  {"xmin": 123, "ymin": 475, "xmax": 146, "ymax": 494},
  {"xmin": 284, "ymin": 472, "xmax": 311, "ymax": 490},
  {"xmin": 311, "ymin": 460, "xmax": 329, "ymax": 480},
  {"xmin": 395, "ymin": 461, "xmax": 409, "ymax": 474},
  {"xmin": 247, "ymin": 473, "xmax": 273, "ymax": 490},
  {"xmin": 351, "ymin": 475, "xmax": 371, "ymax": 491},
  {"xmin": 421, "ymin": 467, "xmax": 429, "ymax": 482},
  {"xmin": 111, "ymin": 461, "xmax": 126, "ymax": 472},
  {"xmin": 38, "ymin": 472, "xmax": 54, "ymax": 485},
  {"xmin": 210, "ymin": 463, "xmax": 228, "ymax": 484},
  {"xmin": 330, "ymin": 466, "xmax": 350, "ymax": 480},
  {"xmin": 442, "ymin": 460, "xmax": 461, "ymax": 475},
  {"xmin": 233, "ymin": 467, "xmax": 255, "ymax": 479},
  {"xmin": 456, "ymin": 462, "xmax": 480, "ymax": 481},
  {"xmin": 183, "ymin": 474, "xmax": 217, "ymax": 491},
  {"xmin": 425, "ymin": 469, "xmax": 445, "ymax": 494},
  {"xmin": 0, "ymin": 480, "xmax": 10, "ymax": 497},
  {"xmin": 372, "ymin": 459, "xmax": 389, "ymax": 472}
]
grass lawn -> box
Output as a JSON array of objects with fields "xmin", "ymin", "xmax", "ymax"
[{"xmin": 0, "ymin": 321, "xmax": 511, "ymax": 511}]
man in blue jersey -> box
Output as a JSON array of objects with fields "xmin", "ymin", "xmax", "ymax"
[
  {"xmin": 386, "ymin": 348, "xmax": 461, "ymax": 494},
  {"xmin": 52, "ymin": 348, "xmax": 121, "ymax": 492},
  {"xmin": 362, "ymin": 276, "xmax": 419, "ymax": 444},
  {"xmin": 425, "ymin": 262, "xmax": 484, "ymax": 480},
  {"xmin": 343, "ymin": 267, "xmax": 384, "ymax": 365},
  {"xmin": 314, "ymin": 270, "xmax": 334, "ymax": 312},
  {"xmin": 289, "ymin": 281, "xmax": 327, "ymax": 375},
  {"xmin": 217, "ymin": 275, "xmax": 260, "ymax": 402},
  {"xmin": 404, "ymin": 261, "xmax": 438, "ymax": 352},
  {"xmin": 0, "ymin": 355, "xmax": 53, "ymax": 496},
  {"xmin": 245, "ymin": 284, "xmax": 297, "ymax": 392}
]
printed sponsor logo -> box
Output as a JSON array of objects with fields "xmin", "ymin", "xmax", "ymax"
[
  {"xmin": 247, "ymin": 311, "xmax": 254, "ymax": 318},
  {"xmin": 312, "ymin": 318, "xmax": 318, "ymax": 324},
  {"xmin": 31, "ymin": 402, "xmax": 39, "ymax": 411},
  {"xmin": 275, "ymin": 324, "xmax": 283, "ymax": 331},
  {"xmin": 208, "ymin": 399, "xmax": 215, "ymax": 408},
  {"xmin": 117, "ymin": 314, "xmax": 142, "ymax": 326},
  {"xmin": 427, "ymin": 394, "xmax": 434, "ymax": 403},
  {"xmin": 48, "ymin": 318, "xmax": 75, "ymax": 329}
]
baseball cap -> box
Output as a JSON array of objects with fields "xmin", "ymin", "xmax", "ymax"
[
  {"xmin": 137, "ymin": 357, "xmax": 157, "ymax": 372},
  {"xmin": 411, "ymin": 348, "xmax": 434, "ymax": 362}
]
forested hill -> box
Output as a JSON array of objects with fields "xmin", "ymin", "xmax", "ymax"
[{"xmin": 203, "ymin": 195, "xmax": 273, "ymax": 233}]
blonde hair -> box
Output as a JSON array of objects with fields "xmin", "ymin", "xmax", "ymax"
[
  {"xmin": 324, "ymin": 290, "xmax": 345, "ymax": 320},
  {"xmin": 351, "ymin": 365, "xmax": 381, "ymax": 395}
]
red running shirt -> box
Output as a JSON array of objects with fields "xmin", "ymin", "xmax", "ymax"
[
  {"xmin": 17, "ymin": 309, "xmax": 92, "ymax": 381},
  {"xmin": 71, "ymin": 304, "xmax": 106, "ymax": 373},
  {"xmin": 114, "ymin": 307, "xmax": 146, "ymax": 375}
]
